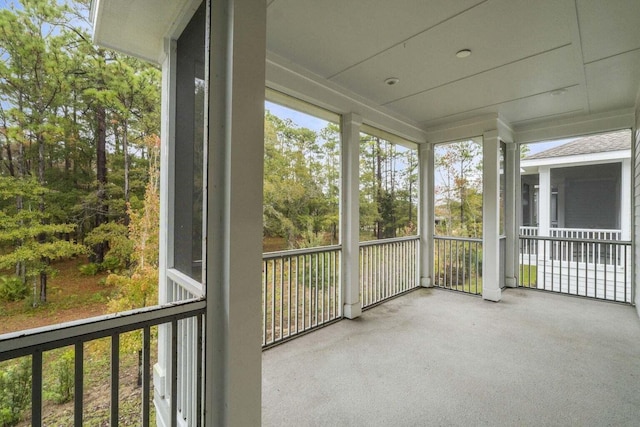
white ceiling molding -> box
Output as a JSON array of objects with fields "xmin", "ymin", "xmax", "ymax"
[{"xmin": 514, "ymin": 108, "xmax": 634, "ymax": 144}]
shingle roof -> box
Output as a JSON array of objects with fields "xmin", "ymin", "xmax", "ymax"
[{"xmin": 524, "ymin": 130, "xmax": 631, "ymax": 160}]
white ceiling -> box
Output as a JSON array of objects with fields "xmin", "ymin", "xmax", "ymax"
[{"xmin": 267, "ymin": 0, "xmax": 640, "ymax": 130}]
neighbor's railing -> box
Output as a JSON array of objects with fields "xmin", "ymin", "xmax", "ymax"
[
  {"xmin": 360, "ymin": 236, "xmax": 420, "ymax": 309},
  {"xmin": 0, "ymin": 299, "xmax": 206, "ymax": 427},
  {"xmin": 434, "ymin": 236, "xmax": 482, "ymax": 295},
  {"xmin": 519, "ymin": 234, "xmax": 631, "ymax": 303},
  {"xmin": 550, "ymin": 227, "xmax": 622, "ymax": 241},
  {"xmin": 262, "ymin": 245, "xmax": 342, "ymax": 347}
]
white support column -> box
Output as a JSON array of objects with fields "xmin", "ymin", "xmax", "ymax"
[
  {"xmin": 482, "ymin": 131, "xmax": 501, "ymax": 302},
  {"xmin": 419, "ymin": 143, "xmax": 434, "ymax": 287},
  {"xmin": 538, "ymin": 166, "xmax": 551, "ymax": 237},
  {"xmin": 621, "ymin": 158, "xmax": 631, "ymax": 240},
  {"xmin": 206, "ymin": 0, "xmax": 265, "ymax": 425},
  {"xmin": 504, "ymin": 143, "xmax": 518, "ymax": 287},
  {"xmin": 341, "ymin": 113, "xmax": 362, "ymax": 319}
]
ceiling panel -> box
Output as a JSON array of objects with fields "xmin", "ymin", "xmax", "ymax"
[
  {"xmin": 331, "ymin": 0, "xmax": 573, "ymax": 105},
  {"xmin": 576, "ymin": 0, "xmax": 640, "ymax": 63},
  {"xmin": 423, "ymin": 89, "xmax": 585, "ymax": 128},
  {"xmin": 266, "ymin": 0, "xmax": 484, "ymax": 78},
  {"xmin": 266, "ymin": 0, "xmax": 639, "ymax": 129},
  {"xmin": 387, "ymin": 46, "xmax": 579, "ymax": 123},
  {"xmin": 585, "ymin": 49, "xmax": 640, "ymax": 113}
]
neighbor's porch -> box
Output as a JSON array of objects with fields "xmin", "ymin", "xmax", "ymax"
[{"xmin": 263, "ymin": 287, "xmax": 640, "ymax": 426}]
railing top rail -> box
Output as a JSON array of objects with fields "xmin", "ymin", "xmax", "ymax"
[
  {"xmin": 550, "ymin": 227, "xmax": 622, "ymax": 233},
  {"xmin": 263, "ymin": 244, "xmax": 342, "ymax": 259},
  {"xmin": 359, "ymin": 235, "xmax": 420, "ymax": 247},
  {"xmin": 434, "ymin": 235, "xmax": 482, "ymax": 243},
  {"xmin": 0, "ymin": 298, "xmax": 206, "ymax": 361},
  {"xmin": 519, "ymin": 235, "xmax": 631, "ymax": 245}
]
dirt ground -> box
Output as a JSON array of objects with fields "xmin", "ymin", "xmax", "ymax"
[{"xmin": 0, "ymin": 258, "xmax": 114, "ymax": 335}]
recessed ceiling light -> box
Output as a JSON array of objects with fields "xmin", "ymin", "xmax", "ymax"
[
  {"xmin": 550, "ymin": 88, "xmax": 568, "ymax": 96},
  {"xmin": 456, "ymin": 49, "xmax": 472, "ymax": 58},
  {"xmin": 384, "ymin": 77, "xmax": 400, "ymax": 86}
]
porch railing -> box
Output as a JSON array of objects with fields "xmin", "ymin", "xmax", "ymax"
[
  {"xmin": 359, "ymin": 236, "xmax": 420, "ymax": 309},
  {"xmin": 434, "ymin": 236, "xmax": 482, "ymax": 295},
  {"xmin": 0, "ymin": 299, "xmax": 206, "ymax": 427},
  {"xmin": 550, "ymin": 227, "xmax": 622, "ymax": 241},
  {"xmin": 262, "ymin": 245, "xmax": 342, "ymax": 347},
  {"xmin": 519, "ymin": 235, "xmax": 632, "ymax": 303}
]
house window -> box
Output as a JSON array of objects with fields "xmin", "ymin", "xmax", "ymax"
[{"xmin": 173, "ymin": 2, "xmax": 205, "ymax": 282}]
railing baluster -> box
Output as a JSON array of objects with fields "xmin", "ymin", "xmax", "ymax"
[
  {"xmin": 111, "ymin": 334, "xmax": 119, "ymax": 427},
  {"xmin": 279, "ymin": 257, "xmax": 284, "ymax": 340},
  {"xmin": 75, "ymin": 342, "xmax": 84, "ymax": 427},
  {"xmin": 32, "ymin": 351, "xmax": 43, "ymax": 427},
  {"xmin": 271, "ymin": 259, "xmax": 276, "ymax": 342},
  {"xmin": 142, "ymin": 326, "xmax": 151, "ymax": 427},
  {"xmin": 196, "ymin": 315, "xmax": 203, "ymax": 427},
  {"xmin": 288, "ymin": 258, "xmax": 292, "ymax": 338},
  {"xmin": 170, "ymin": 319, "xmax": 178, "ymax": 427},
  {"xmin": 263, "ymin": 261, "xmax": 268, "ymax": 346}
]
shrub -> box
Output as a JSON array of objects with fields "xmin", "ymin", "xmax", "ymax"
[
  {"xmin": 46, "ymin": 349, "xmax": 74, "ymax": 404},
  {"xmin": 0, "ymin": 275, "xmax": 28, "ymax": 302},
  {"xmin": 78, "ymin": 263, "xmax": 100, "ymax": 276},
  {"xmin": 100, "ymin": 255, "xmax": 121, "ymax": 272},
  {"xmin": 0, "ymin": 358, "xmax": 32, "ymax": 426}
]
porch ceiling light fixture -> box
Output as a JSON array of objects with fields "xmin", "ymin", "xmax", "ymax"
[
  {"xmin": 456, "ymin": 49, "xmax": 472, "ymax": 58},
  {"xmin": 384, "ymin": 77, "xmax": 400, "ymax": 86}
]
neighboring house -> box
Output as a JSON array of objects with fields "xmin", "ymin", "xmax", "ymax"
[{"xmin": 520, "ymin": 130, "xmax": 632, "ymax": 241}]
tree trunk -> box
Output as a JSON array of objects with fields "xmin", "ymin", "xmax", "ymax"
[
  {"xmin": 123, "ymin": 120, "xmax": 130, "ymax": 225},
  {"xmin": 94, "ymin": 105, "xmax": 108, "ymax": 263},
  {"xmin": 37, "ymin": 133, "xmax": 48, "ymax": 304}
]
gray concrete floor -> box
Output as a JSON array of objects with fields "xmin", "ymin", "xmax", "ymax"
[{"xmin": 262, "ymin": 288, "xmax": 640, "ymax": 426}]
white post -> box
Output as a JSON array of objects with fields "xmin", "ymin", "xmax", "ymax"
[
  {"xmin": 504, "ymin": 143, "xmax": 518, "ymax": 287},
  {"xmin": 537, "ymin": 166, "xmax": 551, "ymax": 267},
  {"xmin": 341, "ymin": 113, "xmax": 362, "ymax": 319},
  {"xmin": 419, "ymin": 143, "xmax": 434, "ymax": 287},
  {"xmin": 482, "ymin": 131, "xmax": 501, "ymax": 302},
  {"xmin": 538, "ymin": 166, "xmax": 551, "ymax": 237},
  {"xmin": 621, "ymin": 158, "xmax": 631, "ymax": 240},
  {"xmin": 206, "ymin": 0, "xmax": 265, "ymax": 424}
]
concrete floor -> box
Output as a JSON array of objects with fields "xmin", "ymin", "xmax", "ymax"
[{"xmin": 262, "ymin": 288, "xmax": 640, "ymax": 426}]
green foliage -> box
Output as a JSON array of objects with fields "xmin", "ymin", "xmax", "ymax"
[
  {"xmin": 0, "ymin": 275, "xmax": 28, "ymax": 302},
  {"xmin": 84, "ymin": 222, "xmax": 133, "ymax": 270},
  {"xmin": 0, "ymin": 0, "xmax": 161, "ymax": 301},
  {"xmin": 78, "ymin": 262, "xmax": 100, "ymax": 276},
  {"xmin": 359, "ymin": 133, "xmax": 418, "ymax": 240},
  {"xmin": 434, "ymin": 140, "xmax": 483, "ymax": 237},
  {"xmin": 0, "ymin": 358, "xmax": 32, "ymax": 426},
  {"xmin": 46, "ymin": 349, "xmax": 74, "ymax": 404},
  {"xmin": 0, "ymin": 177, "xmax": 87, "ymax": 291}
]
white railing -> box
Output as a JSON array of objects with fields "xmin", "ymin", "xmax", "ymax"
[
  {"xmin": 156, "ymin": 269, "xmax": 204, "ymax": 427},
  {"xmin": 519, "ymin": 227, "xmax": 624, "ymax": 266},
  {"xmin": 519, "ymin": 234, "xmax": 631, "ymax": 303},
  {"xmin": 360, "ymin": 236, "xmax": 420, "ymax": 308},
  {"xmin": 0, "ymin": 299, "xmax": 205, "ymax": 427},
  {"xmin": 549, "ymin": 227, "xmax": 622, "ymax": 241}
]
